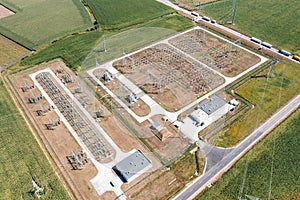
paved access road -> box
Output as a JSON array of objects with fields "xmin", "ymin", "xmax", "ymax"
[
  {"xmin": 173, "ymin": 94, "xmax": 300, "ymax": 200},
  {"xmin": 155, "ymin": 0, "xmax": 300, "ymax": 65}
]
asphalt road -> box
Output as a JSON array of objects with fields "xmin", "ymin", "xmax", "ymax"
[
  {"xmin": 173, "ymin": 94, "xmax": 300, "ymax": 200},
  {"xmin": 155, "ymin": 0, "xmax": 300, "ymax": 65}
]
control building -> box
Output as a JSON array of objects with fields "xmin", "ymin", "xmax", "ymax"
[
  {"xmin": 180, "ymin": 95, "xmax": 232, "ymax": 141},
  {"xmin": 112, "ymin": 150, "xmax": 152, "ymax": 183}
]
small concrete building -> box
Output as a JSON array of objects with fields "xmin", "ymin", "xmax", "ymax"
[
  {"xmin": 150, "ymin": 122, "xmax": 172, "ymax": 141},
  {"xmin": 112, "ymin": 150, "xmax": 152, "ymax": 183},
  {"xmin": 151, "ymin": 122, "xmax": 162, "ymax": 131}
]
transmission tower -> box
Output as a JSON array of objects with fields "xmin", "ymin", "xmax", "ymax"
[
  {"xmin": 232, "ymin": 0, "xmax": 238, "ymax": 25},
  {"xmin": 102, "ymin": 35, "xmax": 107, "ymax": 52},
  {"xmin": 128, "ymin": 57, "xmax": 135, "ymax": 72},
  {"xmin": 202, "ymin": 26, "xmax": 206, "ymax": 44},
  {"xmin": 122, "ymin": 48, "xmax": 126, "ymax": 66},
  {"xmin": 197, "ymin": 2, "xmax": 202, "ymax": 10},
  {"xmin": 95, "ymin": 58, "xmax": 100, "ymax": 68},
  {"xmin": 267, "ymin": 58, "xmax": 279, "ymax": 78}
]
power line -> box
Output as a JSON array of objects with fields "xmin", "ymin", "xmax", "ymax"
[
  {"xmin": 238, "ymin": 153, "xmax": 251, "ymax": 200},
  {"xmin": 268, "ymin": 61, "xmax": 286, "ymax": 200}
]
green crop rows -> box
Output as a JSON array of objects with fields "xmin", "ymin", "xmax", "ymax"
[
  {"xmin": 0, "ymin": 78, "xmax": 70, "ymax": 199},
  {"xmin": 0, "ymin": 35, "xmax": 30, "ymax": 67},
  {"xmin": 83, "ymin": 0, "xmax": 174, "ymax": 29}
]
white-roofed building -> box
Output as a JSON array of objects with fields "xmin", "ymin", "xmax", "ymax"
[{"xmin": 180, "ymin": 95, "xmax": 231, "ymax": 141}]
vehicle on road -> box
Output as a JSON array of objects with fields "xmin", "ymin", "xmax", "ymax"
[
  {"xmin": 202, "ymin": 16, "xmax": 210, "ymax": 22},
  {"xmin": 261, "ymin": 41, "xmax": 272, "ymax": 49},
  {"xmin": 278, "ymin": 49, "xmax": 291, "ymax": 57},
  {"xmin": 191, "ymin": 11, "xmax": 199, "ymax": 18},
  {"xmin": 110, "ymin": 181, "xmax": 115, "ymax": 187},
  {"xmin": 292, "ymin": 55, "xmax": 300, "ymax": 61},
  {"xmin": 210, "ymin": 19, "xmax": 216, "ymax": 24},
  {"xmin": 250, "ymin": 37, "xmax": 262, "ymax": 44}
]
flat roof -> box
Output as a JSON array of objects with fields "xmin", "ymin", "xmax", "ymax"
[
  {"xmin": 113, "ymin": 150, "xmax": 151, "ymax": 183},
  {"xmin": 197, "ymin": 95, "xmax": 227, "ymax": 115}
]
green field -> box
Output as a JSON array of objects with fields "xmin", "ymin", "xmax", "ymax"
[
  {"xmin": 144, "ymin": 14, "xmax": 193, "ymax": 32},
  {"xmin": 0, "ymin": 35, "xmax": 30, "ymax": 67},
  {"xmin": 84, "ymin": 0, "xmax": 174, "ymax": 29},
  {"xmin": 0, "ymin": 0, "xmax": 93, "ymax": 49},
  {"xmin": 19, "ymin": 31, "xmax": 103, "ymax": 72},
  {"xmin": 211, "ymin": 61, "xmax": 300, "ymax": 147},
  {"xmin": 15, "ymin": 15, "xmax": 192, "ymax": 72},
  {"xmin": 0, "ymin": 78, "xmax": 70, "ymax": 199},
  {"xmin": 197, "ymin": 109, "xmax": 300, "ymax": 199},
  {"xmin": 202, "ymin": 0, "xmax": 300, "ymax": 54}
]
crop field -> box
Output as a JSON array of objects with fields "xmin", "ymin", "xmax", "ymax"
[
  {"xmin": 84, "ymin": 0, "xmax": 174, "ymax": 29},
  {"xmin": 0, "ymin": 78, "xmax": 70, "ymax": 199},
  {"xmin": 197, "ymin": 109, "xmax": 300, "ymax": 200},
  {"xmin": 19, "ymin": 31, "xmax": 103, "ymax": 72},
  {"xmin": 210, "ymin": 61, "xmax": 300, "ymax": 147},
  {"xmin": 0, "ymin": 35, "xmax": 30, "ymax": 67},
  {"xmin": 144, "ymin": 14, "xmax": 193, "ymax": 32},
  {"xmin": 202, "ymin": 0, "xmax": 300, "ymax": 54},
  {"xmin": 0, "ymin": 0, "xmax": 93, "ymax": 49}
]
